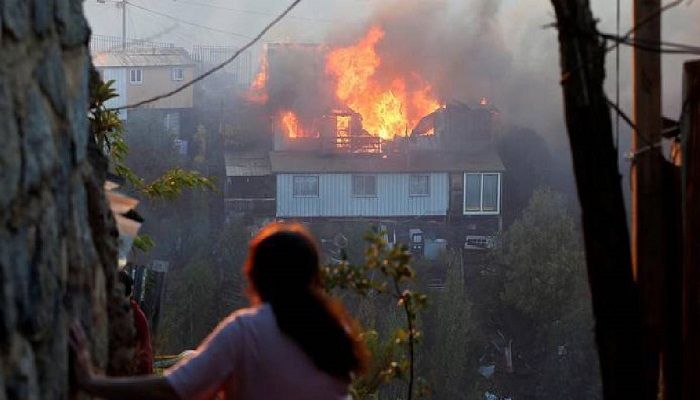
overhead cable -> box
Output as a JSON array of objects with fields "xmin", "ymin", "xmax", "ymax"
[
  {"xmin": 128, "ymin": 1, "xmax": 253, "ymax": 39},
  {"xmin": 111, "ymin": 0, "xmax": 303, "ymax": 111}
]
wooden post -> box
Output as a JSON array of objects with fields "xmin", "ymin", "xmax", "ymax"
[
  {"xmin": 632, "ymin": 0, "xmax": 666, "ymax": 397},
  {"xmin": 549, "ymin": 1, "xmax": 644, "ymax": 398},
  {"xmin": 682, "ymin": 60, "xmax": 700, "ymax": 400}
]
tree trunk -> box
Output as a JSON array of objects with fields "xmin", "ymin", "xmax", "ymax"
[
  {"xmin": 682, "ymin": 60, "xmax": 700, "ymax": 400},
  {"xmin": 549, "ymin": 1, "xmax": 645, "ymax": 398},
  {"xmin": 0, "ymin": 3, "xmax": 134, "ymax": 398}
]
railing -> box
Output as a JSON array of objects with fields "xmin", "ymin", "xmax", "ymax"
[
  {"xmin": 90, "ymin": 34, "xmax": 174, "ymax": 54},
  {"xmin": 322, "ymin": 135, "xmax": 383, "ymax": 154}
]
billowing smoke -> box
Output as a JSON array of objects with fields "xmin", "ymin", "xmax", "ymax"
[
  {"xmin": 258, "ymin": 0, "xmax": 552, "ymax": 141},
  {"xmin": 265, "ymin": 43, "xmax": 335, "ymax": 122},
  {"xmin": 362, "ymin": 0, "xmax": 511, "ymax": 105}
]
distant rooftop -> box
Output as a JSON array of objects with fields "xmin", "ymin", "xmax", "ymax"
[{"xmin": 92, "ymin": 47, "xmax": 195, "ymax": 68}]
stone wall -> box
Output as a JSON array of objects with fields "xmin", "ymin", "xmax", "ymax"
[{"xmin": 0, "ymin": 2, "xmax": 134, "ymax": 398}]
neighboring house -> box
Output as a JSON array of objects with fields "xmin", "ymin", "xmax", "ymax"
[
  {"xmin": 92, "ymin": 47, "xmax": 196, "ymax": 132},
  {"xmin": 225, "ymin": 102, "xmax": 505, "ymax": 253}
]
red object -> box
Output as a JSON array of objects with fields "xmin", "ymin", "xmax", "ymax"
[{"xmin": 131, "ymin": 299, "xmax": 154, "ymax": 374}]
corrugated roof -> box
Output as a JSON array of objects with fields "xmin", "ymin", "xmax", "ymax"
[
  {"xmin": 93, "ymin": 47, "xmax": 195, "ymax": 67},
  {"xmin": 269, "ymin": 150, "xmax": 505, "ymax": 173},
  {"xmin": 225, "ymin": 152, "xmax": 272, "ymax": 176}
]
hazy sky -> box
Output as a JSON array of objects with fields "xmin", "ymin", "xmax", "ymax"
[{"xmin": 83, "ymin": 0, "xmax": 700, "ymax": 149}]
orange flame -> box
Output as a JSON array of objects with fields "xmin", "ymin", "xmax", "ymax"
[
  {"xmin": 325, "ymin": 26, "xmax": 440, "ymax": 140},
  {"xmin": 280, "ymin": 110, "xmax": 303, "ymax": 138},
  {"xmin": 246, "ymin": 53, "xmax": 268, "ymax": 104}
]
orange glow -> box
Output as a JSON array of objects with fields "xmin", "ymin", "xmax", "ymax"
[
  {"xmin": 246, "ymin": 53, "xmax": 268, "ymax": 104},
  {"xmin": 425, "ymin": 127, "xmax": 435, "ymax": 136},
  {"xmin": 280, "ymin": 110, "xmax": 303, "ymax": 138},
  {"xmin": 325, "ymin": 26, "xmax": 440, "ymax": 140},
  {"xmin": 479, "ymin": 96, "xmax": 488, "ymax": 106},
  {"xmin": 336, "ymin": 115, "xmax": 351, "ymax": 148}
]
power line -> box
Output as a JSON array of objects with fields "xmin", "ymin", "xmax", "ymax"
[
  {"xmin": 606, "ymin": 96, "xmax": 660, "ymax": 150},
  {"xmin": 607, "ymin": 97, "xmax": 638, "ymax": 132},
  {"xmin": 606, "ymin": 0, "xmax": 686, "ymax": 52},
  {"xmin": 127, "ymin": 1, "xmax": 253, "ymax": 39},
  {"xmin": 166, "ymin": 0, "xmax": 338, "ymax": 23},
  {"xmin": 602, "ymin": 33, "xmax": 700, "ymax": 55},
  {"xmin": 615, "ymin": 0, "xmax": 621, "ymax": 152},
  {"xmin": 112, "ymin": 0, "xmax": 303, "ymax": 110}
]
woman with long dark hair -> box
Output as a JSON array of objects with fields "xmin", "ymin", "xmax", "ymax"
[{"xmin": 71, "ymin": 222, "xmax": 368, "ymax": 399}]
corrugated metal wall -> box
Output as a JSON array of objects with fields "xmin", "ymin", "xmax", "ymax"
[
  {"xmin": 277, "ymin": 173, "xmax": 449, "ymax": 217},
  {"xmin": 100, "ymin": 68, "xmax": 128, "ymax": 120}
]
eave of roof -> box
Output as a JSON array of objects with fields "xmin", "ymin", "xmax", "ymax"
[{"xmin": 269, "ymin": 150, "xmax": 505, "ymax": 174}]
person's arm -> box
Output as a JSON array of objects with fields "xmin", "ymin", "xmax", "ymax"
[
  {"xmin": 70, "ymin": 323, "xmax": 179, "ymax": 400},
  {"xmin": 164, "ymin": 314, "xmax": 242, "ymax": 399},
  {"xmin": 81, "ymin": 375, "xmax": 177, "ymax": 400}
]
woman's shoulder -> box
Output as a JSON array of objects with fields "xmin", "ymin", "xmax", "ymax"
[{"xmin": 220, "ymin": 304, "xmax": 274, "ymax": 328}]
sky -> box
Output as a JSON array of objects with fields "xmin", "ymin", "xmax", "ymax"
[{"xmin": 83, "ymin": 0, "xmax": 700, "ymax": 151}]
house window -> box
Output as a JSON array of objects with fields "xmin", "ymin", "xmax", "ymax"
[
  {"xmin": 352, "ymin": 175, "xmax": 377, "ymax": 197},
  {"xmin": 409, "ymin": 174, "xmax": 430, "ymax": 196},
  {"xmin": 172, "ymin": 67, "xmax": 184, "ymax": 81},
  {"xmin": 464, "ymin": 173, "xmax": 500, "ymax": 214},
  {"xmin": 292, "ymin": 175, "xmax": 319, "ymax": 197},
  {"xmin": 129, "ymin": 68, "xmax": 143, "ymax": 85}
]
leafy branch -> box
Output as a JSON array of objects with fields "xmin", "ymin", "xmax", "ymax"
[
  {"xmin": 324, "ymin": 231, "xmax": 427, "ymax": 400},
  {"xmin": 88, "ymin": 76, "xmax": 214, "ymax": 200}
]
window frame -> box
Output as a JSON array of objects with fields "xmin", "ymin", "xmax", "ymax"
[
  {"xmin": 129, "ymin": 68, "xmax": 143, "ymax": 85},
  {"xmin": 292, "ymin": 175, "xmax": 319, "ymax": 198},
  {"xmin": 351, "ymin": 174, "xmax": 378, "ymax": 197},
  {"xmin": 463, "ymin": 172, "xmax": 501, "ymax": 215},
  {"xmin": 408, "ymin": 174, "xmax": 430, "ymax": 197},
  {"xmin": 172, "ymin": 67, "xmax": 185, "ymax": 81}
]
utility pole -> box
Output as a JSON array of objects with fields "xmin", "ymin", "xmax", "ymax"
[
  {"xmin": 549, "ymin": 1, "xmax": 644, "ymax": 398},
  {"xmin": 632, "ymin": 0, "xmax": 666, "ymax": 398},
  {"xmin": 682, "ymin": 60, "xmax": 700, "ymax": 400},
  {"xmin": 97, "ymin": 0, "xmax": 127, "ymax": 50},
  {"xmin": 121, "ymin": 0, "xmax": 127, "ymax": 50}
]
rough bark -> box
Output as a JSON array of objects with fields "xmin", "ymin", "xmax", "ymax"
[
  {"xmin": 549, "ymin": 1, "xmax": 645, "ymax": 398},
  {"xmin": 0, "ymin": 1, "xmax": 135, "ymax": 398}
]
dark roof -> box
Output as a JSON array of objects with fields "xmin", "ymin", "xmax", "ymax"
[
  {"xmin": 225, "ymin": 151, "xmax": 272, "ymax": 176},
  {"xmin": 269, "ymin": 150, "xmax": 504, "ymax": 173}
]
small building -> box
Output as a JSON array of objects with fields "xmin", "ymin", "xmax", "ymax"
[
  {"xmin": 224, "ymin": 102, "xmax": 505, "ymax": 252},
  {"xmin": 93, "ymin": 47, "xmax": 196, "ymax": 126}
]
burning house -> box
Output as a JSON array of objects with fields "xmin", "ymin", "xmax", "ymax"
[{"xmin": 225, "ymin": 27, "xmax": 504, "ymax": 254}]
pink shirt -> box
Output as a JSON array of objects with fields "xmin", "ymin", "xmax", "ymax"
[{"xmin": 165, "ymin": 304, "xmax": 350, "ymax": 400}]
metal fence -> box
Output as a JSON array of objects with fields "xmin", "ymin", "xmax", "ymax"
[
  {"xmin": 90, "ymin": 34, "xmax": 175, "ymax": 54},
  {"xmin": 191, "ymin": 44, "xmax": 252, "ymax": 86}
]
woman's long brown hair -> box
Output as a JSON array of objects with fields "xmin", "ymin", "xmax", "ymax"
[{"xmin": 244, "ymin": 222, "xmax": 368, "ymax": 380}]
